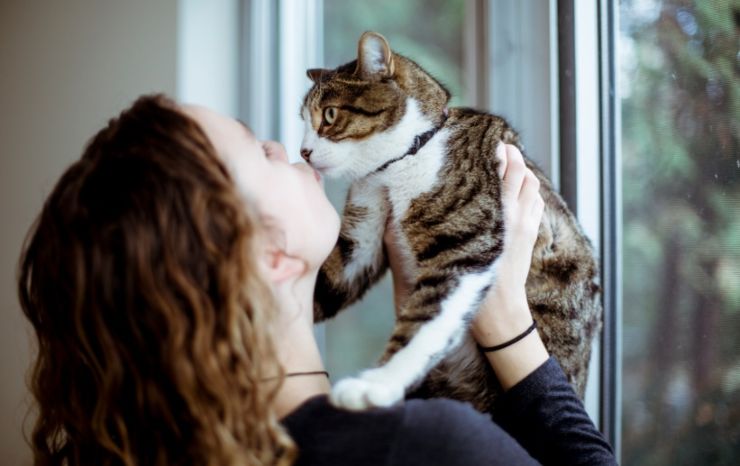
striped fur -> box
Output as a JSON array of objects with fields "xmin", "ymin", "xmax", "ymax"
[{"xmin": 303, "ymin": 32, "xmax": 602, "ymax": 413}]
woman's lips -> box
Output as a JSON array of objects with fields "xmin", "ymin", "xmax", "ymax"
[{"xmin": 312, "ymin": 167, "xmax": 323, "ymax": 184}]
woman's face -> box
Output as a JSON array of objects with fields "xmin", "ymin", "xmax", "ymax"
[{"xmin": 183, "ymin": 105, "xmax": 340, "ymax": 271}]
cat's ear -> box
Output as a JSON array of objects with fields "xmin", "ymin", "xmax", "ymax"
[
  {"xmin": 307, "ymin": 68, "xmax": 331, "ymax": 83},
  {"xmin": 355, "ymin": 31, "xmax": 394, "ymax": 80}
]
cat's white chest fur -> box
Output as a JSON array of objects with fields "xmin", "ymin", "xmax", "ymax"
[
  {"xmin": 379, "ymin": 129, "xmax": 448, "ymax": 218},
  {"xmin": 371, "ymin": 124, "xmax": 449, "ymax": 279},
  {"xmin": 322, "ymin": 96, "xmax": 449, "ymax": 285}
]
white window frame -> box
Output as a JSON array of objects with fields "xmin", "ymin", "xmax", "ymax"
[
  {"xmin": 177, "ymin": 0, "xmax": 241, "ymax": 116},
  {"xmin": 238, "ymin": 0, "xmax": 323, "ymax": 157}
]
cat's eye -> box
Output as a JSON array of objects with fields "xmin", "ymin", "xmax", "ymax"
[{"xmin": 323, "ymin": 107, "xmax": 338, "ymax": 125}]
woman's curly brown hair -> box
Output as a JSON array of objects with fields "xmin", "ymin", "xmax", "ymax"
[{"xmin": 17, "ymin": 95, "xmax": 296, "ymax": 466}]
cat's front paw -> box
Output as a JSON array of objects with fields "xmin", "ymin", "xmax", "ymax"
[{"xmin": 330, "ymin": 369, "xmax": 405, "ymax": 411}]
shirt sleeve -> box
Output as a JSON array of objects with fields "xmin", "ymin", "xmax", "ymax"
[
  {"xmin": 492, "ymin": 356, "xmax": 618, "ymax": 466},
  {"xmin": 389, "ymin": 398, "xmax": 542, "ymax": 466}
]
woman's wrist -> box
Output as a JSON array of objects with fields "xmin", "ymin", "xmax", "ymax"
[
  {"xmin": 482, "ymin": 329, "xmax": 549, "ymax": 391},
  {"xmin": 472, "ymin": 285, "xmax": 531, "ymax": 345},
  {"xmin": 473, "ymin": 288, "xmax": 550, "ymax": 391}
]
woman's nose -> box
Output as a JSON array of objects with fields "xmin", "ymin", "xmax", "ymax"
[
  {"xmin": 264, "ymin": 141, "xmax": 289, "ymax": 162},
  {"xmin": 276, "ymin": 147, "xmax": 288, "ymax": 162}
]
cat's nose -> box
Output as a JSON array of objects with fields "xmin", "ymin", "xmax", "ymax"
[{"xmin": 300, "ymin": 148, "xmax": 313, "ymax": 162}]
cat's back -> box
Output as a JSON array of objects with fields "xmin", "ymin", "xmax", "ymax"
[
  {"xmin": 438, "ymin": 107, "xmax": 522, "ymax": 176},
  {"xmin": 397, "ymin": 107, "xmax": 525, "ymax": 247}
]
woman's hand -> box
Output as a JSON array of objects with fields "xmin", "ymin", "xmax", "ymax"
[
  {"xmin": 473, "ymin": 143, "xmax": 549, "ymax": 391},
  {"xmin": 472, "ymin": 143, "xmax": 544, "ymax": 345}
]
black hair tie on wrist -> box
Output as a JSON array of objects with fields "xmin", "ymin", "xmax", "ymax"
[{"xmin": 479, "ymin": 320, "xmax": 537, "ymax": 352}]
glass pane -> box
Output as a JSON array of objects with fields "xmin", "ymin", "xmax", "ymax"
[
  {"xmin": 321, "ymin": 0, "xmax": 467, "ymax": 379},
  {"xmin": 620, "ymin": 1, "xmax": 740, "ymax": 464}
]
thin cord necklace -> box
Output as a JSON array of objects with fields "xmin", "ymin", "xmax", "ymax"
[
  {"xmin": 262, "ymin": 370, "xmax": 330, "ymax": 382},
  {"xmin": 285, "ymin": 370, "xmax": 330, "ymax": 379}
]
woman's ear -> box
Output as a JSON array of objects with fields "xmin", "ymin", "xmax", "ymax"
[{"xmin": 262, "ymin": 247, "xmax": 306, "ymax": 284}]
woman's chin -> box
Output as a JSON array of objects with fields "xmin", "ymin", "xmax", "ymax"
[{"xmin": 317, "ymin": 222, "xmax": 340, "ymax": 265}]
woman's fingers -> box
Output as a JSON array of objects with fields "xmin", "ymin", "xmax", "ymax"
[
  {"xmin": 519, "ymin": 169, "xmax": 541, "ymax": 204},
  {"xmin": 502, "ymin": 145, "xmax": 527, "ymax": 204},
  {"xmin": 497, "ymin": 143, "xmax": 544, "ymax": 240},
  {"xmin": 518, "ymin": 171, "xmax": 544, "ymax": 232},
  {"xmin": 496, "ymin": 143, "xmax": 508, "ymax": 178},
  {"xmin": 532, "ymin": 194, "xmax": 545, "ymax": 217},
  {"xmin": 500, "ymin": 143, "xmax": 538, "ymax": 207}
]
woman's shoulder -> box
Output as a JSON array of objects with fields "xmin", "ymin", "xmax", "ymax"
[
  {"xmin": 400, "ymin": 397, "xmax": 510, "ymax": 444},
  {"xmin": 402, "ymin": 397, "xmax": 487, "ymax": 430},
  {"xmin": 283, "ymin": 393, "xmax": 495, "ymax": 432},
  {"xmin": 404, "ymin": 396, "xmax": 480, "ymax": 414},
  {"xmin": 394, "ymin": 398, "xmax": 539, "ymax": 465},
  {"xmin": 282, "ymin": 393, "xmax": 483, "ymax": 430},
  {"xmin": 281, "ymin": 394, "xmax": 408, "ymax": 445},
  {"xmin": 282, "ymin": 395, "xmax": 536, "ymax": 466}
]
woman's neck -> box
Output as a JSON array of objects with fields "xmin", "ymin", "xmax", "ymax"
[{"xmin": 272, "ymin": 271, "xmax": 330, "ymax": 418}]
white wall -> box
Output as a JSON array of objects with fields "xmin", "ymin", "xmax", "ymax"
[{"xmin": 0, "ymin": 1, "xmax": 178, "ymax": 463}]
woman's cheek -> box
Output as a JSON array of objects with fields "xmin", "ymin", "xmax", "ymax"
[{"xmin": 329, "ymin": 207, "xmax": 340, "ymax": 236}]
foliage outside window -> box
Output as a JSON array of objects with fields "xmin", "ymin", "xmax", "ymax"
[
  {"xmin": 620, "ymin": 1, "xmax": 739, "ymax": 463},
  {"xmin": 317, "ymin": 3, "xmax": 740, "ymax": 463}
]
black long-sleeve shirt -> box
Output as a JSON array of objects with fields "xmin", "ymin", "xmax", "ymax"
[{"xmin": 281, "ymin": 357, "xmax": 617, "ymax": 465}]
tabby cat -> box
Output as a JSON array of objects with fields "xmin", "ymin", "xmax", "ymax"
[{"xmin": 300, "ymin": 31, "xmax": 602, "ymax": 413}]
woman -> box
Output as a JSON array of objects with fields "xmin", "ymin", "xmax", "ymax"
[{"xmin": 18, "ymin": 95, "xmax": 615, "ymax": 465}]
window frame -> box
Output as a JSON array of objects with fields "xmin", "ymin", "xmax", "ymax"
[
  {"xmin": 558, "ymin": 0, "xmax": 622, "ymax": 456},
  {"xmin": 596, "ymin": 0, "xmax": 622, "ymax": 456}
]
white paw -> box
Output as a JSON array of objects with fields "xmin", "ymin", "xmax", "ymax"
[{"xmin": 330, "ymin": 369, "xmax": 405, "ymax": 411}]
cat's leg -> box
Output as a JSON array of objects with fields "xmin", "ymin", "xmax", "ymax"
[
  {"xmin": 330, "ymin": 262, "xmax": 499, "ymax": 410},
  {"xmin": 314, "ymin": 179, "xmax": 390, "ymax": 322}
]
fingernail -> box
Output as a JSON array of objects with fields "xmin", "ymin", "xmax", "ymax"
[
  {"xmin": 496, "ymin": 142, "xmax": 505, "ymax": 160},
  {"xmin": 496, "ymin": 142, "xmax": 506, "ymax": 178}
]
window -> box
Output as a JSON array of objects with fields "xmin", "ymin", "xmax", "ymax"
[
  {"xmin": 619, "ymin": 1, "xmax": 740, "ymax": 463},
  {"xmin": 229, "ymin": 1, "xmax": 739, "ymax": 462},
  {"xmin": 232, "ymin": 0, "xmax": 579, "ymax": 380}
]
